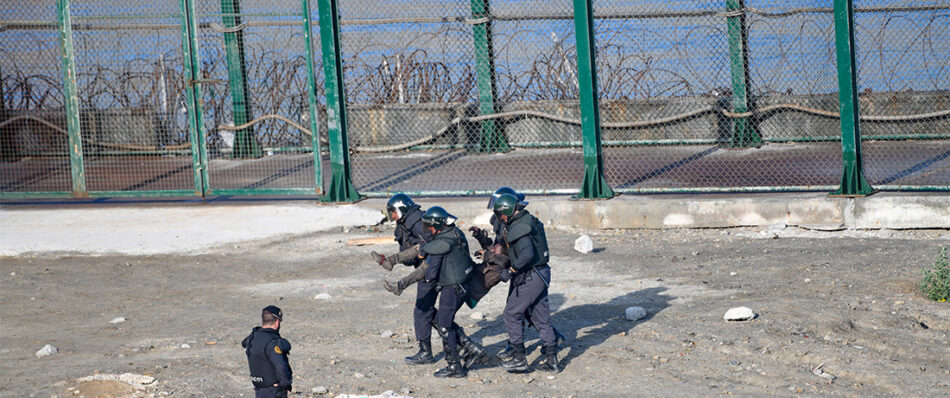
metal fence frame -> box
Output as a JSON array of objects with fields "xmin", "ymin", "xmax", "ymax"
[{"xmin": 1, "ymin": 0, "xmax": 948, "ymax": 201}]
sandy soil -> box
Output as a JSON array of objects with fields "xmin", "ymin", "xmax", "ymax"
[{"xmin": 1, "ymin": 225, "xmax": 949, "ymax": 397}]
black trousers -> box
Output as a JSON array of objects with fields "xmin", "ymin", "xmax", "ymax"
[
  {"xmin": 503, "ymin": 265, "xmax": 555, "ymax": 346},
  {"xmin": 413, "ymin": 279, "xmax": 439, "ymax": 341},
  {"xmin": 436, "ymin": 284, "xmax": 466, "ymax": 352}
]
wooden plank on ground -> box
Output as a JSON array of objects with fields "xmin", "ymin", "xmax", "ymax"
[{"xmin": 346, "ymin": 236, "xmax": 393, "ymax": 246}]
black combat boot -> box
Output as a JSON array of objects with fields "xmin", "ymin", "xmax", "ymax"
[
  {"xmin": 536, "ymin": 345, "xmax": 560, "ymax": 373},
  {"xmin": 433, "ymin": 347, "xmax": 466, "ymax": 378},
  {"xmin": 382, "ymin": 279, "xmax": 405, "ymax": 296},
  {"xmin": 405, "ymin": 340, "xmax": 435, "ymax": 365},
  {"xmin": 371, "ymin": 251, "xmax": 394, "ymax": 271},
  {"xmin": 500, "ymin": 342, "xmax": 530, "ymax": 373},
  {"xmin": 457, "ymin": 331, "xmax": 485, "ymax": 369}
]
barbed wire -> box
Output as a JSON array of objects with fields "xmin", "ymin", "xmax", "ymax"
[{"xmin": 2, "ymin": 8, "xmax": 948, "ymax": 151}]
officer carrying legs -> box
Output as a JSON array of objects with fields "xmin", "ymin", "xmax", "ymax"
[
  {"xmin": 419, "ymin": 206, "xmax": 477, "ymax": 378},
  {"xmin": 403, "ymin": 208, "xmax": 485, "ymax": 369},
  {"xmin": 493, "ymin": 193, "xmax": 560, "ymax": 373},
  {"xmin": 242, "ymin": 306, "xmax": 293, "ymax": 397},
  {"xmin": 372, "ymin": 193, "xmax": 426, "ymax": 274}
]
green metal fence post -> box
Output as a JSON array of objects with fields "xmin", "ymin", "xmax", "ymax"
[
  {"xmin": 302, "ymin": 0, "xmax": 324, "ymax": 194},
  {"xmin": 316, "ymin": 0, "xmax": 359, "ymax": 202},
  {"xmin": 56, "ymin": 0, "xmax": 87, "ymax": 197},
  {"xmin": 726, "ymin": 0, "xmax": 760, "ymax": 148},
  {"xmin": 220, "ymin": 0, "xmax": 261, "ymax": 158},
  {"xmin": 831, "ymin": 0, "xmax": 874, "ymax": 196},
  {"xmin": 180, "ymin": 0, "xmax": 209, "ymax": 196},
  {"xmin": 573, "ymin": 0, "xmax": 614, "ymax": 199},
  {"xmin": 470, "ymin": 0, "xmax": 507, "ymax": 152}
]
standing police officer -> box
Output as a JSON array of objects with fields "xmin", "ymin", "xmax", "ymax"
[
  {"xmin": 473, "ymin": 188, "xmax": 565, "ymax": 363},
  {"xmin": 420, "ymin": 206, "xmax": 475, "ymax": 378},
  {"xmin": 494, "ymin": 193, "xmax": 560, "ymax": 373},
  {"xmin": 242, "ymin": 306, "xmax": 293, "ymax": 397}
]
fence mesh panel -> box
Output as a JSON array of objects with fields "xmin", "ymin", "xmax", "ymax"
[
  {"xmin": 854, "ymin": 0, "xmax": 950, "ymax": 188},
  {"xmin": 1, "ymin": 1, "xmax": 72, "ymax": 193},
  {"xmin": 2, "ymin": 0, "xmax": 949, "ymax": 199},
  {"xmin": 195, "ymin": 0, "xmax": 321, "ymax": 192},
  {"xmin": 340, "ymin": 0, "xmax": 582, "ymax": 195},
  {"xmin": 71, "ymin": 0, "xmax": 195, "ymax": 192}
]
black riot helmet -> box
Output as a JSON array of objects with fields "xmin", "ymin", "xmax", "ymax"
[
  {"xmin": 492, "ymin": 193, "xmax": 518, "ymax": 218},
  {"xmin": 386, "ymin": 193, "xmax": 415, "ymax": 221},
  {"xmin": 488, "ymin": 187, "xmax": 518, "ymax": 209},
  {"xmin": 422, "ymin": 206, "xmax": 457, "ymax": 231}
]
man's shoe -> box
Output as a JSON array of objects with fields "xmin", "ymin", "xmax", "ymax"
[
  {"xmin": 404, "ymin": 340, "xmax": 435, "ymax": 365},
  {"xmin": 434, "ymin": 349, "xmax": 467, "ymax": 378},
  {"xmin": 500, "ymin": 343, "xmax": 531, "ymax": 373},
  {"xmin": 371, "ymin": 251, "xmax": 393, "ymax": 271},
  {"xmin": 535, "ymin": 345, "xmax": 561, "ymax": 373},
  {"xmin": 382, "ymin": 280, "xmax": 404, "ymax": 296},
  {"xmin": 459, "ymin": 335, "xmax": 485, "ymax": 369}
]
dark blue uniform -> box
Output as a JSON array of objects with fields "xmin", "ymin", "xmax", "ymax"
[
  {"xmin": 242, "ymin": 327, "xmax": 292, "ymax": 398},
  {"xmin": 395, "ymin": 205, "xmax": 425, "ymax": 251},
  {"xmin": 502, "ymin": 210, "xmax": 556, "ymax": 347}
]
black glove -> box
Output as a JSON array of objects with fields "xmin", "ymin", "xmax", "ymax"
[
  {"xmin": 469, "ymin": 226, "xmax": 484, "ymax": 240},
  {"xmin": 499, "ymin": 268, "xmax": 511, "ymax": 283}
]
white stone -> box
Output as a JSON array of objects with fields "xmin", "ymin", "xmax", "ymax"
[
  {"xmin": 311, "ymin": 386, "xmax": 329, "ymax": 394},
  {"xmin": 180, "ymin": 344, "xmax": 190, "ymax": 349},
  {"xmin": 314, "ymin": 293, "xmax": 332, "ymax": 300},
  {"xmin": 625, "ymin": 306, "xmax": 647, "ymax": 321},
  {"xmin": 117, "ymin": 373, "xmax": 156, "ymax": 386},
  {"xmin": 469, "ymin": 311, "xmax": 485, "ymax": 320},
  {"xmin": 380, "ymin": 330, "xmax": 394, "ymax": 338},
  {"xmin": 723, "ymin": 307, "xmax": 756, "ymax": 321},
  {"xmin": 729, "ymin": 272, "xmax": 737, "ymax": 276},
  {"xmin": 109, "ymin": 317, "xmax": 126, "ymax": 324},
  {"xmin": 35, "ymin": 344, "xmax": 58, "ymax": 358},
  {"xmin": 573, "ymin": 234, "xmax": 594, "ymax": 254}
]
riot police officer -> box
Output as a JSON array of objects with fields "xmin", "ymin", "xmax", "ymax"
[
  {"xmin": 473, "ymin": 187, "xmax": 565, "ymax": 363},
  {"xmin": 404, "ymin": 209, "xmax": 485, "ymax": 370},
  {"xmin": 421, "ymin": 206, "xmax": 475, "ymax": 378},
  {"xmin": 494, "ymin": 193, "xmax": 560, "ymax": 373},
  {"xmin": 242, "ymin": 306, "xmax": 293, "ymax": 397},
  {"xmin": 371, "ymin": 193, "xmax": 425, "ymax": 272}
]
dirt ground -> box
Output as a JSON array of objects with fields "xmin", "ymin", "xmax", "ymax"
[{"xmin": 1, "ymin": 224, "xmax": 949, "ymax": 397}]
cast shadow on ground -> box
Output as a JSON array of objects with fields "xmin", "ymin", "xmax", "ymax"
[{"xmin": 467, "ymin": 287, "xmax": 673, "ymax": 371}]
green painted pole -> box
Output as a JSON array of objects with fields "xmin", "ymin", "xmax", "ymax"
[
  {"xmin": 56, "ymin": 0, "xmax": 87, "ymax": 197},
  {"xmin": 470, "ymin": 0, "xmax": 507, "ymax": 152},
  {"xmin": 726, "ymin": 0, "xmax": 760, "ymax": 148},
  {"xmin": 180, "ymin": 0, "xmax": 209, "ymax": 196},
  {"xmin": 316, "ymin": 0, "xmax": 360, "ymax": 202},
  {"xmin": 220, "ymin": 0, "xmax": 261, "ymax": 158},
  {"xmin": 572, "ymin": 0, "xmax": 614, "ymax": 199},
  {"xmin": 831, "ymin": 0, "xmax": 874, "ymax": 196},
  {"xmin": 301, "ymin": 0, "xmax": 324, "ymax": 194}
]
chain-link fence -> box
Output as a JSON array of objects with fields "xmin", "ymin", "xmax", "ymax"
[
  {"xmin": 854, "ymin": 0, "xmax": 950, "ymax": 189},
  {"xmin": 2, "ymin": 0, "xmax": 948, "ymax": 200}
]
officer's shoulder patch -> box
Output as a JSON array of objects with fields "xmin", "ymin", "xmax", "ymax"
[
  {"xmin": 423, "ymin": 238, "xmax": 451, "ymax": 255},
  {"xmin": 276, "ymin": 338, "xmax": 291, "ymax": 354}
]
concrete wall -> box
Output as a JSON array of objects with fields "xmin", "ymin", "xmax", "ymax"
[{"xmin": 365, "ymin": 192, "xmax": 950, "ymax": 230}]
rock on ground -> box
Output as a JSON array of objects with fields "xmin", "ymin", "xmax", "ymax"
[
  {"xmin": 35, "ymin": 344, "xmax": 57, "ymax": 358},
  {"xmin": 625, "ymin": 306, "xmax": 647, "ymax": 321},
  {"xmin": 109, "ymin": 317, "xmax": 126, "ymax": 324},
  {"xmin": 723, "ymin": 306, "xmax": 756, "ymax": 321},
  {"xmin": 574, "ymin": 234, "xmax": 594, "ymax": 254}
]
